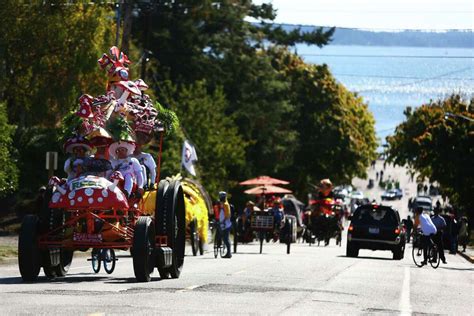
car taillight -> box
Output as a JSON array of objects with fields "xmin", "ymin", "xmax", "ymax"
[
  {"xmin": 394, "ymin": 228, "xmax": 400, "ymax": 234},
  {"xmin": 348, "ymin": 225, "xmax": 354, "ymax": 232}
]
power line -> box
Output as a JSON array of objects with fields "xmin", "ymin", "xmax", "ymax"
[
  {"xmin": 300, "ymin": 53, "xmax": 474, "ymax": 59},
  {"xmin": 355, "ymin": 66, "xmax": 473, "ymax": 91},
  {"xmin": 333, "ymin": 73, "xmax": 474, "ymax": 81}
]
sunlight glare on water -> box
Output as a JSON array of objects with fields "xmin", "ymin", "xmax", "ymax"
[{"xmin": 298, "ymin": 45, "xmax": 474, "ymax": 145}]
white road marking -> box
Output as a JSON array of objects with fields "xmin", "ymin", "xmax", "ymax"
[{"xmin": 399, "ymin": 266, "xmax": 412, "ymax": 316}]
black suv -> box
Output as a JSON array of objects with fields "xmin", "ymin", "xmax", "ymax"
[{"xmin": 346, "ymin": 204, "xmax": 406, "ymax": 260}]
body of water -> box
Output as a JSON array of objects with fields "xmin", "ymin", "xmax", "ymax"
[{"xmin": 296, "ymin": 44, "xmax": 474, "ymax": 145}]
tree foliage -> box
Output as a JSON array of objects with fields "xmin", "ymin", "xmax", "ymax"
[
  {"xmin": 0, "ymin": 103, "xmax": 18, "ymax": 197},
  {"xmin": 386, "ymin": 95, "xmax": 474, "ymax": 212},
  {"xmin": 0, "ymin": 2, "xmax": 114, "ymax": 128},
  {"xmin": 157, "ymin": 81, "xmax": 247, "ymax": 195}
]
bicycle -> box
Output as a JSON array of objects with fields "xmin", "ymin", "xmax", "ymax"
[
  {"xmin": 212, "ymin": 221, "xmax": 226, "ymax": 258},
  {"xmin": 89, "ymin": 248, "xmax": 117, "ymax": 274},
  {"xmin": 412, "ymin": 232, "xmax": 440, "ymax": 269}
]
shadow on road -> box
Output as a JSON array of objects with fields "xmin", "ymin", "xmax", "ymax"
[
  {"xmin": 104, "ymin": 277, "xmax": 163, "ymax": 283},
  {"xmin": 337, "ymin": 255, "xmax": 393, "ymax": 261},
  {"xmin": 438, "ymin": 266, "xmax": 474, "ymax": 271},
  {"xmin": 0, "ymin": 274, "xmax": 108, "ymax": 284}
]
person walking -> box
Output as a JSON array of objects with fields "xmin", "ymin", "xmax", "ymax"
[
  {"xmin": 415, "ymin": 207, "xmax": 437, "ymax": 266},
  {"xmin": 404, "ymin": 215, "xmax": 414, "ymax": 243},
  {"xmin": 218, "ymin": 191, "xmax": 232, "ymax": 258},
  {"xmin": 458, "ymin": 216, "xmax": 469, "ymax": 252},
  {"xmin": 431, "ymin": 209, "xmax": 447, "ymax": 264}
]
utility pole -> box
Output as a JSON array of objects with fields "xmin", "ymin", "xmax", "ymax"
[
  {"xmin": 121, "ymin": 2, "xmax": 133, "ymax": 55},
  {"xmin": 115, "ymin": 2, "xmax": 121, "ymax": 47}
]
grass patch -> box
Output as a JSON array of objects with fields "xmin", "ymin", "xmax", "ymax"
[{"xmin": 0, "ymin": 245, "xmax": 17, "ymax": 260}]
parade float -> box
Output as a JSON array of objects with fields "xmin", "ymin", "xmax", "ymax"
[{"xmin": 18, "ymin": 46, "xmax": 186, "ymax": 282}]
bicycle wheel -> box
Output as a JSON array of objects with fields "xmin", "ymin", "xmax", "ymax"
[
  {"xmin": 259, "ymin": 232, "xmax": 264, "ymax": 254},
  {"xmin": 103, "ymin": 249, "xmax": 116, "ymax": 274},
  {"xmin": 220, "ymin": 244, "xmax": 226, "ymax": 258},
  {"xmin": 412, "ymin": 243, "xmax": 424, "ymax": 267},
  {"xmin": 91, "ymin": 248, "xmax": 101, "ymax": 273},
  {"xmin": 213, "ymin": 229, "xmax": 220, "ymax": 259},
  {"xmin": 429, "ymin": 245, "xmax": 440, "ymax": 269}
]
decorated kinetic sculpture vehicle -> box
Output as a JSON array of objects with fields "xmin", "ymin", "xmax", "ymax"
[
  {"xmin": 304, "ymin": 197, "xmax": 344, "ymax": 247},
  {"xmin": 235, "ymin": 177, "xmax": 297, "ymax": 255},
  {"xmin": 18, "ymin": 47, "xmax": 186, "ymax": 282}
]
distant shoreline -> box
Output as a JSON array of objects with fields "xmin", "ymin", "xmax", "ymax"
[{"xmin": 274, "ymin": 23, "xmax": 474, "ymax": 48}]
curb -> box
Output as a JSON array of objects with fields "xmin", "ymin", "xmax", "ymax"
[{"xmin": 457, "ymin": 250, "xmax": 474, "ymax": 264}]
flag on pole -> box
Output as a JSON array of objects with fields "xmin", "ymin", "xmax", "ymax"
[{"xmin": 182, "ymin": 140, "xmax": 198, "ymax": 176}]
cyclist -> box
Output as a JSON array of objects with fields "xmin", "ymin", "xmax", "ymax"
[
  {"xmin": 431, "ymin": 208, "xmax": 447, "ymax": 264},
  {"xmin": 217, "ymin": 191, "xmax": 232, "ymax": 258},
  {"xmin": 415, "ymin": 207, "xmax": 437, "ymax": 266}
]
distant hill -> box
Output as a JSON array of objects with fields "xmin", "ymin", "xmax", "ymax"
[{"xmin": 280, "ymin": 24, "xmax": 473, "ymax": 48}]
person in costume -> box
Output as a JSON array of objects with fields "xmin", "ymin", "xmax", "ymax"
[
  {"xmin": 133, "ymin": 122, "xmax": 157, "ymax": 189},
  {"xmin": 109, "ymin": 140, "xmax": 144, "ymax": 198},
  {"xmin": 63, "ymin": 136, "xmax": 94, "ymax": 181},
  {"xmin": 134, "ymin": 145, "xmax": 156, "ymax": 189}
]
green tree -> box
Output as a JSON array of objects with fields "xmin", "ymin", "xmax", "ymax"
[
  {"xmin": 269, "ymin": 48, "xmax": 378, "ymax": 193},
  {"xmin": 0, "ymin": 103, "xmax": 18, "ymax": 197},
  {"xmin": 158, "ymin": 81, "xmax": 247, "ymax": 195},
  {"xmin": 0, "ymin": 2, "xmax": 115, "ymax": 127},
  {"xmin": 131, "ymin": 1, "xmax": 333, "ymax": 186},
  {"xmin": 387, "ymin": 94, "xmax": 474, "ymax": 213}
]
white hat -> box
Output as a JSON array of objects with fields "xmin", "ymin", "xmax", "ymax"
[{"xmin": 108, "ymin": 141, "xmax": 136, "ymax": 159}]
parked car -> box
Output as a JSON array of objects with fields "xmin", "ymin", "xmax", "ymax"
[
  {"xmin": 346, "ymin": 204, "xmax": 406, "ymax": 260},
  {"xmin": 381, "ymin": 188, "xmax": 403, "ymax": 200}
]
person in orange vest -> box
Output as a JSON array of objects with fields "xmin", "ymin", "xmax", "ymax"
[{"xmin": 218, "ymin": 191, "xmax": 232, "ymax": 258}]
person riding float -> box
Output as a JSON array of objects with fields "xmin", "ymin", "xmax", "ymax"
[{"xmin": 63, "ymin": 136, "xmax": 94, "ymax": 181}]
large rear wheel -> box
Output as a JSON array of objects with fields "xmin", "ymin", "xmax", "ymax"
[
  {"xmin": 18, "ymin": 215, "xmax": 41, "ymax": 282},
  {"xmin": 156, "ymin": 180, "xmax": 185, "ymax": 278},
  {"xmin": 133, "ymin": 216, "xmax": 156, "ymax": 282}
]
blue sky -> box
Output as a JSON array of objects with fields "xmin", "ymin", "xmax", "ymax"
[{"xmin": 251, "ymin": 0, "xmax": 474, "ymax": 30}]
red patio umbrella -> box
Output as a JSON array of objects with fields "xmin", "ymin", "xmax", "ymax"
[
  {"xmin": 239, "ymin": 175, "xmax": 289, "ymax": 186},
  {"xmin": 244, "ymin": 185, "xmax": 292, "ymax": 195}
]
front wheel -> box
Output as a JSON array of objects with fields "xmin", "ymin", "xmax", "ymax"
[
  {"xmin": 412, "ymin": 243, "xmax": 424, "ymax": 267},
  {"xmin": 91, "ymin": 248, "xmax": 101, "ymax": 273},
  {"xmin": 155, "ymin": 180, "xmax": 186, "ymax": 278},
  {"xmin": 133, "ymin": 216, "xmax": 156, "ymax": 282},
  {"xmin": 103, "ymin": 249, "xmax": 116, "ymax": 274}
]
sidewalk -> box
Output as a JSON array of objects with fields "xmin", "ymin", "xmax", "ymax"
[{"xmin": 457, "ymin": 246, "xmax": 474, "ymax": 263}]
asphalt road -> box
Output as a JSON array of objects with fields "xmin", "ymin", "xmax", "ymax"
[
  {"xmin": 0, "ymin": 232, "xmax": 472, "ymax": 315},
  {"xmin": 1, "ymin": 161, "xmax": 471, "ymax": 315}
]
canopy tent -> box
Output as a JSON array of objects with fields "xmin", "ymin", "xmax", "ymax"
[
  {"xmin": 244, "ymin": 184, "xmax": 292, "ymax": 195},
  {"xmin": 239, "ymin": 175, "xmax": 289, "ymax": 186}
]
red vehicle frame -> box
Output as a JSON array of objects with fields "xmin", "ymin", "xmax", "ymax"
[{"xmin": 18, "ymin": 134, "xmax": 186, "ymax": 282}]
